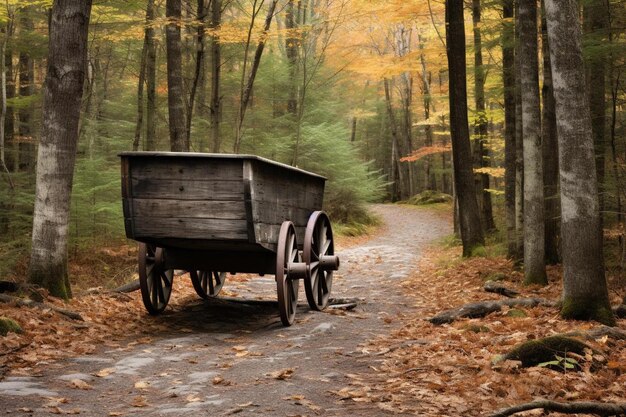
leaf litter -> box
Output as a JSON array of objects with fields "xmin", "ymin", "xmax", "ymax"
[{"xmin": 333, "ymin": 246, "xmax": 626, "ymax": 416}]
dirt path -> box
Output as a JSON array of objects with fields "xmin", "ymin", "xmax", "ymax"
[{"xmin": 0, "ymin": 204, "xmax": 449, "ymax": 416}]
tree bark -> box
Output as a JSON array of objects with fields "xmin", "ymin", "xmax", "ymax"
[
  {"xmin": 419, "ymin": 34, "xmax": 436, "ymax": 191},
  {"xmin": 584, "ymin": 0, "xmax": 608, "ymax": 219},
  {"xmin": 503, "ymin": 0, "xmax": 516, "ymax": 259},
  {"xmin": 28, "ymin": 0, "xmax": 93, "ymax": 299},
  {"xmin": 514, "ymin": 1, "xmax": 524, "ymax": 264},
  {"xmin": 209, "ymin": 0, "xmax": 222, "ymax": 152},
  {"xmin": 519, "ymin": 0, "xmax": 546, "ymax": 285},
  {"xmin": 544, "ymin": 0, "xmax": 615, "ymax": 325},
  {"xmin": 541, "ymin": 1, "xmax": 560, "ymax": 265},
  {"xmin": 472, "ymin": 0, "xmax": 495, "ymax": 232},
  {"xmin": 186, "ymin": 0, "xmax": 208, "ymax": 151},
  {"xmin": 17, "ymin": 13, "xmax": 35, "ymax": 173},
  {"xmin": 285, "ymin": 0, "xmax": 298, "ymax": 116},
  {"xmin": 384, "ymin": 78, "xmax": 406, "ymax": 202},
  {"xmin": 145, "ymin": 0, "xmax": 157, "ymax": 151},
  {"xmin": 445, "ymin": 0, "xmax": 485, "ymax": 256},
  {"xmin": 166, "ymin": 0, "xmax": 187, "ymax": 152}
]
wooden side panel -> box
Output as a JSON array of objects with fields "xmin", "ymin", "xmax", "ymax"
[
  {"xmin": 122, "ymin": 155, "xmax": 248, "ymax": 243},
  {"xmin": 249, "ymin": 160, "xmax": 325, "ymax": 249}
]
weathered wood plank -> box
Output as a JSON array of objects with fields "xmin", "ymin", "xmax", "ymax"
[
  {"xmin": 131, "ymin": 217, "xmax": 248, "ymax": 240},
  {"xmin": 129, "ymin": 158, "xmax": 243, "ymax": 181},
  {"xmin": 131, "ymin": 178, "xmax": 244, "ymax": 200},
  {"xmin": 129, "ymin": 199, "xmax": 247, "ymax": 220}
]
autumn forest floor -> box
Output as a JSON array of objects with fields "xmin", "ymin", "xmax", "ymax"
[{"xmin": 1, "ymin": 204, "xmax": 625, "ymax": 416}]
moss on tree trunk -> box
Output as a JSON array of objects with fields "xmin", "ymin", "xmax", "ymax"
[{"xmin": 561, "ymin": 296, "xmax": 616, "ymax": 326}]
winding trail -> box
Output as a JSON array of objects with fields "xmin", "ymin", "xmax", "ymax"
[{"xmin": 0, "ymin": 204, "xmax": 449, "ymax": 416}]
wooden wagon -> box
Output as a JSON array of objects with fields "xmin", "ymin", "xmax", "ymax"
[{"xmin": 120, "ymin": 152, "xmax": 340, "ymax": 326}]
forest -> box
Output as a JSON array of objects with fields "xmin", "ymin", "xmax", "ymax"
[{"xmin": 0, "ymin": 0, "xmax": 625, "ymax": 415}]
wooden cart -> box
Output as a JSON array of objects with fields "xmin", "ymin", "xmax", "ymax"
[{"xmin": 120, "ymin": 152, "xmax": 340, "ymax": 326}]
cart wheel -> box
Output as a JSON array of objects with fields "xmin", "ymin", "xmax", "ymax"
[
  {"xmin": 189, "ymin": 270, "xmax": 226, "ymax": 299},
  {"xmin": 138, "ymin": 243, "xmax": 174, "ymax": 315},
  {"xmin": 276, "ymin": 221, "xmax": 300, "ymax": 326},
  {"xmin": 303, "ymin": 211, "xmax": 339, "ymax": 311}
]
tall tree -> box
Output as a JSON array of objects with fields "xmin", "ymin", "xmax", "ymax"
[
  {"xmin": 502, "ymin": 0, "xmax": 517, "ymax": 259},
  {"xmin": 166, "ymin": 0, "xmax": 187, "ymax": 152},
  {"xmin": 471, "ymin": 0, "xmax": 495, "ymax": 232},
  {"xmin": 28, "ymin": 0, "xmax": 93, "ymax": 299},
  {"xmin": 187, "ymin": 0, "xmax": 208, "ymax": 150},
  {"xmin": 209, "ymin": 0, "xmax": 222, "ymax": 152},
  {"xmin": 132, "ymin": 0, "xmax": 154, "ymax": 152},
  {"xmin": 544, "ymin": 0, "xmax": 614, "ymax": 325},
  {"xmin": 514, "ymin": 1, "xmax": 524, "ymax": 264},
  {"xmin": 17, "ymin": 10, "xmax": 35, "ymax": 172},
  {"xmin": 519, "ymin": 0, "xmax": 546, "ymax": 285},
  {"xmin": 445, "ymin": 0, "xmax": 485, "ymax": 256},
  {"xmin": 541, "ymin": 1, "xmax": 559, "ymax": 264},
  {"xmin": 583, "ymin": 0, "xmax": 609, "ymax": 217}
]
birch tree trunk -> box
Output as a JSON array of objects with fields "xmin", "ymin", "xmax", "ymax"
[
  {"xmin": 28, "ymin": 0, "xmax": 92, "ymax": 299},
  {"xmin": 544, "ymin": 0, "xmax": 614, "ymax": 325},
  {"xmin": 503, "ymin": 0, "xmax": 517, "ymax": 259},
  {"xmin": 541, "ymin": 1, "xmax": 560, "ymax": 265},
  {"xmin": 519, "ymin": 0, "xmax": 546, "ymax": 285},
  {"xmin": 166, "ymin": 0, "xmax": 187, "ymax": 152},
  {"xmin": 445, "ymin": 0, "xmax": 485, "ymax": 256}
]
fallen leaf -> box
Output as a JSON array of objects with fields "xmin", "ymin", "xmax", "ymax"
[
  {"xmin": 108, "ymin": 413, "xmax": 124, "ymax": 416},
  {"xmin": 94, "ymin": 368, "xmax": 115, "ymax": 377},
  {"xmin": 70, "ymin": 379, "xmax": 93, "ymax": 390},
  {"xmin": 186, "ymin": 394, "xmax": 202, "ymax": 403},
  {"xmin": 134, "ymin": 381, "xmax": 150, "ymax": 389},
  {"xmin": 130, "ymin": 396, "xmax": 149, "ymax": 408},
  {"xmin": 212, "ymin": 376, "xmax": 224, "ymax": 385},
  {"xmin": 269, "ymin": 368, "xmax": 295, "ymax": 380}
]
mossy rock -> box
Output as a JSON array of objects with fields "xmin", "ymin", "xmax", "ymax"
[
  {"xmin": 504, "ymin": 335, "xmax": 589, "ymax": 368},
  {"xmin": 0, "ymin": 317, "xmax": 22, "ymax": 336},
  {"xmin": 507, "ymin": 309, "xmax": 527, "ymax": 318},
  {"xmin": 463, "ymin": 324, "xmax": 491, "ymax": 333},
  {"xmin": 482, "ymin": 272, "xmax": 508, "ymax": 282}
]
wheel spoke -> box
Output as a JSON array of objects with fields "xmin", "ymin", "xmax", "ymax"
[
  {"xmin": 157, "ymin": 274, "xmax": 165, "ymax": 305},
  {"xmin": 320, "ymin": 272, "xmax": 328, "ymax": 294},
  {"xmin": 151, "ymin": 272, "xmax": 158, "ymax": 306},
  {"xmin": 208, "ymin": 272, "xmax": 215, "ymax": 294},
  {"xmin": 322, "ymin": 238, "xmax": 332, "ymax": 255}
]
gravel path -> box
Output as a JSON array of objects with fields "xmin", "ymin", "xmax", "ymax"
[{"xmin": 0, "ymin": 204, "xmax": 449, "ymax": 416}]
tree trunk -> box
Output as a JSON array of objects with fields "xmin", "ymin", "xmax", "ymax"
[
  {"xmin": 419, "ymin": 34, "xmax": 436, "ymax": 191},
  {"xmin": 186, "ymin": 0, "xmax": 207, "ymax": 151},
  {"xmin": 544, "ymin": 0, "xmax": 614, "ymax": 325},
  {"xmin": 384, "ymin": 78, "xmax": 406, "ymax": 202},
  {"xmin": 519, "ymin": 0, "xmax": 546, "ymax": 285},
  {"xmin": 445, "ymin": 0, "xmax": 485, "ymax": 256},
  {"xmin": 503, "ymin": 0, "xmax": 516, "ymax": 259},
  {"xmin": 209, "ymin": 0, "xmax": 222, "ymax": 152},
  {"xmin": 18, "ymin": 14, "xmax": 35, "ymax": 173},
  {"xmin": 514, "ymin": 1, "xmax": 524, "ymax": 264},
  {"xmin": 233, "ymin": 0, "xmax": 278, "ymax": 153},
  {"xmin": 584, "ymin": 0, "xmax": 608, "ymax": 220},
  {"xmin": 28, "ymin": 0, "xmax": 93, "ymax": 299},
  {"xmin": 166, "ymin": 0, "xmax": 187, "ymax": 152},
  {"xmin": 132, "ymin": 1, "xmax": 151, "ymax": 152},
  {"xmin": 541, "ymin": 1, "xmax": 560, "ymax": 265},
  {"xmin": 145, "ymin": 0, "xmax": 157, "ymax": 151},
  {"xmin": 472, "ymin": 0, "xmax": 495, "ymax": 233},
  {"xmin": 285, "ymin": 0, "xmax": 298, "ymax": 116}
]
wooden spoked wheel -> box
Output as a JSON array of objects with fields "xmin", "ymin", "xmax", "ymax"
[
  {"xmin": 276, "ymin": 221, "xmax": 300, "ymax": 326},
  {"xmin": 138, "ymin": 243, "xmax": 174, "ymax": 315},
  {"xmin": 189, "ymin": 270, "xmax": 226, "ymax": 299},
  {"xmin": 303, "ymin": 211, "xmax": 337, "ymax": 311}
]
